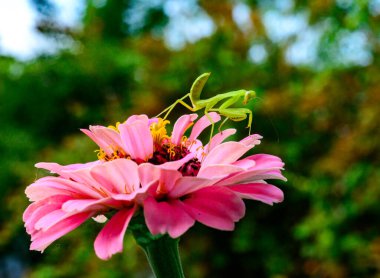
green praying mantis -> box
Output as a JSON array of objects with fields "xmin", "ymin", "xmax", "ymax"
[{"xmin": 156, "ymin": 72, "xmax": 256, "ymax": 139}]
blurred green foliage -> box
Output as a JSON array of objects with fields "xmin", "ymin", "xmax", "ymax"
[{"xmin": 1, "ymin": 0, "xmax": 380, "ymax": 277}]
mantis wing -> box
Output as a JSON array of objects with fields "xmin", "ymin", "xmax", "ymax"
[{"xmin": 189, "ymin": 72, "xmax": 211, "ymax": 106}]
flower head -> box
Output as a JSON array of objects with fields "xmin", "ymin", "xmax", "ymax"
[{"xmin": 24, "ymin": 112, "xmax": 285, "ymax": 260}]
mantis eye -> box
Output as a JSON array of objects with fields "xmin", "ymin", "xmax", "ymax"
[{"xmin": 243, "ymin": 90, "xmax": 256, "ymax": 104}]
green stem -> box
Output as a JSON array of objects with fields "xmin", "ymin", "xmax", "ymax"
[
  {"xmin": 130, "ymin": 215, "xmax": 185, "ymax": 278},
  {"xmin": 141, "ymin": 235, "xmax": 185, "ymax": 278}
]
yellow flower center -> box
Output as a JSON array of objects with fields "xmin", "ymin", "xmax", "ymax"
[
  {"xmin": 108, "ymin": 122, "xmax": 121, "ymax": 131},
  {"xmin": 150, "ymin": 118, "xmax": 170, "ymax": 146}
]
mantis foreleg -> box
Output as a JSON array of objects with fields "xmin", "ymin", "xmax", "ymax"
[{"xmin": 156, "ymin": 94, "xmax": 196, "ymax": 119}]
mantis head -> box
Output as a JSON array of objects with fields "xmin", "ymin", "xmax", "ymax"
[{"xmin": 243, "ymin": 90, "xmax": 256, "ymax": 105}]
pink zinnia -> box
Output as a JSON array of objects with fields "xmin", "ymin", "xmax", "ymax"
[{"xmin": 23, "ymin": 112, "xmax": 285, "ymax": 260}]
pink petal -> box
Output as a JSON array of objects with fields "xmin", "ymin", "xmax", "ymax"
[
  {"xmin": 35, "ymin": 161, "xmax": 100, "ymax": 179},
  {"xmin": 144, "ymin": 197, "xmax": 195, "ymax": 238},
  {"xmin": 125, "ymin": 114, "xmax": 149, "ymax": 125},
  {"xmin": 81, "ymin": 127, "xmax": 111, "ymax": 153},
  {"xmin": 204, "ymin": 128, "xmax": 236, "ymax": 152},
  {"xmin": 111, "ymin": 193, "xmax": 142, "ymax": 202},
  {"xmin": 26, "ymin": 176, "xmax": 102, "ymax": 201},
  {"xmin": 25, "ymin": 178, "xmax": 76, "ymax": 202},
  {"xmin": 169, "ymin": 177, "xmax": 214, "ymax": 198},
  {"xmin": 217, "ymin": 168, "xmax": 286, "ymax": 186},
  {"xmin": 24, "ymin": 196, "xmax": 71, "ymax": 234},
  {"xmin": 246, "ymin": 154, "xmax": 285, "ymax": 170},
  {"xmin": 148, "ymin": 118, "xmax": 159, "ymax": 125},
  {"xmin": 110, "ymin": 182, "xmax": 154, "ymax": 203},
  {"xmin": 34, "ymin": 209, "xmax": 71, "ymax": 231},
  {"xmin": 138, "ymin": 163, "xmax": 161, "ymax": 187},
  {"xmin": 188, "ymin": 139, "xmax": 205, "ymax": 161},
  {"xmin": 138, "ymin": 164, "xmax": 182, "ymax": 195},
  {"xmin": 239, "ymin": 134, "xmax": 262, "ymax": 147},
  {"xmin": 157, "ymin": 168, "xmax": 182, "ymax": 194},
  {"xmin": 61, "ymin": 198, "xmax": 114, "ymax": 213},
  {"xmin": 198, "ymin": 164, "xmax": 246, "ymax": 179},
  {"xmin": 158, "ymin": 152, "xmax": 196, "ymax": 170},
  {"xmin": 30, "ymin": 212, "xmax": 92, "ymax": 252},
  {"xmin": 118, "ymin": 120, "xmax": 153, "ymax": 161},
  {"xmin": 202, "ymin": 141, "xmax": 252, "ymax": 168},
  {"xmin": 65, "ymin": 167, "xmax": 107, "ymax": 193},
  {"xmin": 23, "ymin": 195, "xmax": 70, "ymax": 222},
  {"xmin": 228, "ymin": 183, "xmax": 284, "ymax": 205},
  {"xmin": 183, "ymin": 186, "xmax": 245, "ymax": 231},
  {"xmin": 189, "ymin": 112, "xmax": 221, "ymax": 141},
  {"xmin": 94, "ymin": 207, "xmax": 135, "ymax": 260},
  {"xmin": 90, "ymin": 159, "xmax": 140, "ymax": 194},
  {"xmin": 93, "ymin": 127, "xmax": 122, "ymax": 145},
  {"xmin": 171, "ymin": 114, "xmax": 198, "ymax": 145},
  {"xmin": 232, "ymin": 159, "xmax": 256, "ymax": 169},
  {"xmin": 81, "ymin": 126, "xmax": 122, "ymax": 155},
  {"xmin": 25, "ymin": 205, "xmax": 60, "ymax": 235}
]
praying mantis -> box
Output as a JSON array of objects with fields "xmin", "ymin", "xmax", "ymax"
[{"xmin": 156, "ymin": 72, "xmax": 256, "ymax": 138}]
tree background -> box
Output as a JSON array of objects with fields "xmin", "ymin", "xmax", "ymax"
[{"xmin": 0, "ymin": 0, "xmax": 379, "ymax": 277}]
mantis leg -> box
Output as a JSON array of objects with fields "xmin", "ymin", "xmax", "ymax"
[
  {"xmin": 218, "ymin": 117, "xmax": 229, "ymax": 133},
  {"xmin": 203, "ymin": 99, "xmax": 220, "ymax": 145},
  {"xmin": 213, "ymin": 94, "xmax": 253, "ymax": 134},
  {"xmin": 219, "ymin": 107, "xmax": 252, "ymax": 133},
  {"xmin": 209, "ymin": 95, "xmax": 241, "ymax": 132},
  {"xmin": 156, "ymin": 94, "xmax": 196, "ymax": 119}
]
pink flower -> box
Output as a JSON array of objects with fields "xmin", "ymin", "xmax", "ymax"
[
  {"xmin": 137, "ymin": 114, "xmax": 286, "ymax": 238},
  {"xmin": 24, "ymin": 112, "xmax": 286, "ymax": 260},
  {"xmin": 24, "ymin": 159, "xmax": 153, "ymax": 260}
]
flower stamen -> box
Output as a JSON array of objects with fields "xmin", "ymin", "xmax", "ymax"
[
  {"xmin": 150, "ymin": 118, "xmax": 170, "ymax": 147},
  {"xmin": 96, "ymin": 148, "xmax": 128, "ymax": 162},
  {"xmin": 108, "ymin": 122, "xmax": 121, "ymax": 132}
]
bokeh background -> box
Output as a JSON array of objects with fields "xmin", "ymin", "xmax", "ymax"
[{"xmin": 1, "ymin": 0, "xmax": 380, "ymax": 277}]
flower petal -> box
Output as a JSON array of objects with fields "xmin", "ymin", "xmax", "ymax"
[
  {"xmin": 94, "ymin": 207, "xmax": 135, "ymax": 260},
  {"xmin": 34, "ymin": 209, "xmax": 71, "ymax": 232},
  {"xmin": 204, "ymin": 128, "xmax": 236, "ymax": 152},
  {"xmin": 202, "ymin": 141, "xmax": 252, "ymax": 168},
  {"xmin": 118, "ymin": 120, "xmax": 153, "ymax": 161},
  {"xmin": 183, "ymin": 186, "xmax": 245, "ymax": 231},
  {"xmin": 169, "ymin": 176, "xmax": 214, "ymax": 198},
  {"xmin": 232, "ymin": 159, "xmax": 256, "ymax": 169},
  {"xmin": 157, "ymin": 168, "xmax": 182, "ymax": 194},
  {"xmin": 35, "ymin": 161, "xmax": 100, "ymax": 179},
  {"xmin": 26, "ymin": 176, "xmax": 103, "ymax": 201},
  {"xmin": 30, "ymin": 212, "xmax": 92, "ymax": 252},
  {"xmin": 23, "ymin": 195, "xmax": 70, "ymax": 223},
  {"xmin": 81, "ymin": 127, "xmax": 112, "ymax": 154},
  {"xmin": 217, "ymin": 168, "xmax": 286, "ymax": 186},
  {"xmin": 90, "ymin": 159, "xmax": 140, "ymax": 194},
  {"xmin": 138, "ymin": 163, "xmax": 161, "ymax": 187},
  {"xmin": 61, "ymin": 198, "xmax": 115, "ymax": 213},
  {"xmin": 158, "ymin": 152, "xmax": 196, "ymax": 170},
  {"xmin": 245, "ymin": 154, "xmax": 285, "ymax": 170},
  {"xmin": 228, "ymin": 183, "xmax": 284, "ymax": 205},
  {"xmin": 171, "ymin": 114, "xmax": 198, "ymax": 145},
  {"xmin": 189, "ymin": 112, "xmax": 221, "ymax": 141},
  {"xmin": 144, "ymin": 197, "xmax": 195, "ymax": 238},
  {"xmin": 81, "ymin": 126, "xmax": 122, "ymax": 155},
  {"xmin": 239, "ymin": 134, "xmax": 262, "ymax": 148},
  {"xmin": 24, "ymin": 195, "xmax": 71, "ymax": 235},
  {"xmin": 198, "ymin": 164, "xmax": 246, "ymax": 179},
  {"xmin": 125, "ymin": 114, "xmax": 149, "ymax": 125}
]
